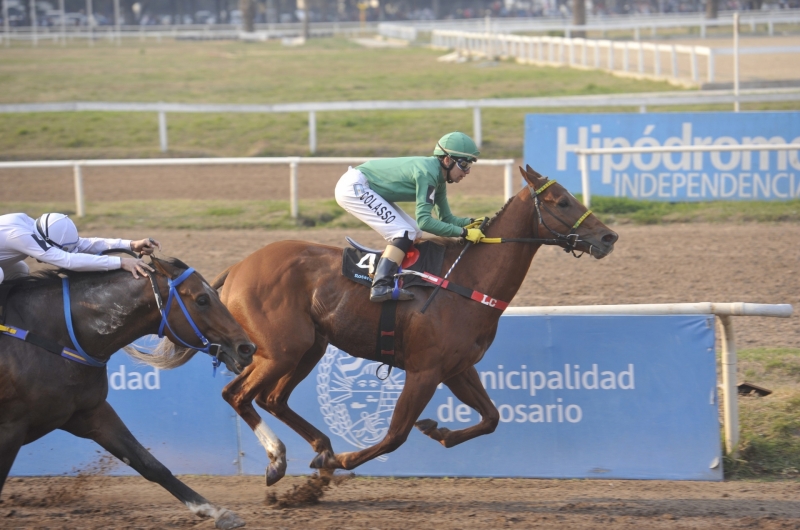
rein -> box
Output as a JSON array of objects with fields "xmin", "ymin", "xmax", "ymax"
[
  {"xmin": 479, "ymin": 180, "xmax": 595, "ymax": 258},
  {"xmin": 0, "ymin": 260, "xmax": 222, "ymax": 371},
  {"xmin": 413, "ymin": 179, "xmax": 595, "ymax": 313},
  {"xmin": 146, "ymin": 266, "xmax": 223, "ymax": 374}
]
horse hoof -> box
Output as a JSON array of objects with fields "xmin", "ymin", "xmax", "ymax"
[
  {"xmin": 214, "ymin": 509, "xmax": 246, "ymax": 529},
  {"xmin": 415, "ymin": 419, "xmax": 438, "ymax": 435},
  {"xmin": 266, "ymin": 463, "xmax": 285, "ymax": 487}
]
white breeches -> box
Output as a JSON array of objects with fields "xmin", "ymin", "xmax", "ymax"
[{"xmin": 335, "ymin": 167, "xmax": 420, "ymax": 242}]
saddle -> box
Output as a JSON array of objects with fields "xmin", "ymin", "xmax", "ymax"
[
  {"xmin": 342, "ymin": 238, "xmax": 446, "ymax": 377},
  {"xmin": 341, "ymin": 238, "xmax": 446, "ymax": 290}
]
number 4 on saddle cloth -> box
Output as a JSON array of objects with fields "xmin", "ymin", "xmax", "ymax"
[
  {"xmin": 341, "ymin": 238, "xmax": 446, "ymax": 291},
  {"xmin": 341, "ymin": 238, "xmax": 446, "ymax": 377}
]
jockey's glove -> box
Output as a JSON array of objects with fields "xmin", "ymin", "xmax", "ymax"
[
  {"xmin": 462, "ymin": 228, "xmax": 486, "ymax": 244},
  {"xmin": 464, "ymin": 217, "xmax": 488, "ymax": 230}
]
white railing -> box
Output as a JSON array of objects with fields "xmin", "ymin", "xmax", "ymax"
[
  {"xmin": 507, "ymin": 302, "xmax": 794, "ymax": 455},
  {"xmin": 573, "ymin": 143, "xmax": 800, "ymax": 207},
  {"xmin": 432, "ymin": 29, "xmax": 800, "ymax": 86},
  {"xmin": 377, "ymin": 23, "xmax": 417, "ymax": 41},
  {"xmin": 0, "ymin": 21, "xmax": 376, "ymax": 46},
  {"xmin": 0, "ymin": 156, "xmax": 515, "ymax": 219},
  {"xmin": 383, "ymin": 9, "xmax": 800, "ymax": 40},
  {"xmin": 2, "ymin": 88, "xmax": 799, "ymax": 154}
]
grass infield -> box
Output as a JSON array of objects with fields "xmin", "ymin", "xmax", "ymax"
[{"xmin": 1, "ymin": 37, "xmax": 798, "ymax": 160}]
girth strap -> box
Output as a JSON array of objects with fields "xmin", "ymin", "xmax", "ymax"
[
  {"xmin": 375, "ymin": 300, "xmax": 398, "ymax": 380},
  {"xmin": 0, "ymin": 322, "xmax": 104, "ymax": 367}
]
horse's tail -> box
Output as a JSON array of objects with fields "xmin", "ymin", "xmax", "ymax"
[
  {"xmin": 211, "ymin": 266, "xmax": 233, "ymax": 291},
  {"xmin": 123, "ymin": 338, "xmax": 198, "ymax": 370}
]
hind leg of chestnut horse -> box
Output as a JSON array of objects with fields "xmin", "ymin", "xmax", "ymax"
[
  {"xmin": 62, "ymin": 401, "xmax": 244, "ymax": 530},
  {"xmin": 414, "ymin": 366, "xmax": 500, "ymax": 448},
  {"xmin": 311, "ymin": 369, "xmax": 441, "ymax": 471}
]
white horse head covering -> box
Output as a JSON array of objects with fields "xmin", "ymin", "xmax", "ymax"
[{"xmin": 36, "ymin": 213, "xmax": 79, "ymax": 252}]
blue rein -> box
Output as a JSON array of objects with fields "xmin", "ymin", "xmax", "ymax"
[
  {"xmin": 61, "ymin": 277, "xmax": 107, "ymax": 368},
  {"xmin": 61, "ymin": 266, "xmax": 222, "ymax": 373},
  {"xmin": 154, "ymin": 267, "xmax": 221, "ymax": 373}
]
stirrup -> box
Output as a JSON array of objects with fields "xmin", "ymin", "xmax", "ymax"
[{"xmin": 370, "ymin": 285, "xmax": 414, "ymax": 303}]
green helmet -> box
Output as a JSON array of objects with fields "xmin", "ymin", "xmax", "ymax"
[{"xmin": 433, "ymin": 132, "xmax": 480, "ymax": 161}]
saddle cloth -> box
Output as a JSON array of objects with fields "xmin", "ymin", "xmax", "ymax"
[{"xmin": 341, "ymin": 240, "xmax": 446, "ymax": 290}]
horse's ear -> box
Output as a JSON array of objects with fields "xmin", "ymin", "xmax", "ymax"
[
  {"xmin": 521, "ymin": 165, "xmax": 547, "ymax": 188},
  {"xmin": 149, "ymin": 256, "xmax": 172, "ymax": 276}
]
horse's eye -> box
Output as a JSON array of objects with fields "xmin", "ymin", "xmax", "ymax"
[
  {"xmin": 558, "ymin": 198, "xmax": 570, "ymax": 208},
  {"xmin": 197, "ymin": 295, "xmax": 209, "ymax": 306}
]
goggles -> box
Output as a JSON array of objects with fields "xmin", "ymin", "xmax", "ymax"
[{"xmin": 453, "ymin": 158, "xmax": 473, "ymax": 171}]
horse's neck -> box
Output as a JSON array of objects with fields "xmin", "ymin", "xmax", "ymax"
[
  {"xmin": 61, "ymin": 275, "xmax": 157, "ymax": 361},
  {"xmin": 464, "ymin": 192, "xmax": 541, "ymax": 303}
]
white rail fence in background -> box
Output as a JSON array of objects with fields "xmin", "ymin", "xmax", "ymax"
[
  {"xmin": 2, "ymin": 89, "xmax": 799, "ymax": 154},
  {"xmin": 1, "ymin": 21, "xmax": 376, "ymax": 46},
  {"xmin": 572, "ymin": 143, "xmax": 800, "ymax": 207},
  {"xmin": 432, "ymin": 30, "xmax": 800, "ymax": 86},
  {"xmin": 381, "ymin": 9, "xmax": 800, "ymax": 41},
  {"xmin": 508, "ymin": 302, "xmax": 794, "ymax": 455},
  {"xmin": 0, "ymin": 156, "xmax": 515, "ymax": 219}
]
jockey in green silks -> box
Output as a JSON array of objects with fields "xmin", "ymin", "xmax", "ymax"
[{"xmin": 334, "ymin": 132, "xmax": 487, "ymax": 303}]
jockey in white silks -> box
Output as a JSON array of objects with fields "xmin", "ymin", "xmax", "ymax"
[{"xmin": 0, "ymin": 212, "xmax": 160, "ymax": 284}]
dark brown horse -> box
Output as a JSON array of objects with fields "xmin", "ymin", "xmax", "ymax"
[
  {"xmin": 0, "ymin": 256, "xmax": 256, "ymax": 529},
  {"xmin": 215, "ymin": 166, "xmax": 618, "ymax": 486}
]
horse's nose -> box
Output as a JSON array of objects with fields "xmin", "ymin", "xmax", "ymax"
[
  {"xmin": 602, "ymin": 231, "xmax": 619, "ymax": 245},
  {"xmin": 238, "ymin": 342, "xmax": 257, "ymax": 357}
]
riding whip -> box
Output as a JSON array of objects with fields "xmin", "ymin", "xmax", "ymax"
[{"xmin": 419, "ymin": 217, "xmax": 489, "ymax": 314}]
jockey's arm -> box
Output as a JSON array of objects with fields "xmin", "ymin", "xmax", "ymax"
[
  {"xmin": 7, "ymin": 233, "xmax": 122, "ymax": 272},
  {"xmin": 414, "ymin": 179, "xmax": 465, "ymax": 238}
]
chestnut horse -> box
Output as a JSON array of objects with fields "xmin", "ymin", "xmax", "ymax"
[
  {"xmin": 215, "ymin": 166, "xmax": 618, "ymax": 485},
  {"xmin": 0, "ymin": 256, "xmax": 256, "ymax": 529}
]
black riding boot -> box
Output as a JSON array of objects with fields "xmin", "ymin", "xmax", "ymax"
[{"xmin": 370, "ymin": 257, "xmax": 414, "ymax": 303}]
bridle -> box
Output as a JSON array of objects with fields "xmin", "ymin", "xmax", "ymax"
[
  {"xmin": 529, "ymin": 179, "xmax": 594, "ymax": 258},
  {"xmin": 145, "ymin": 265, "xmax": 224, "ymax": 372},
  {"xmin": 478, "ymin": 179, "xmax": 595, "ymax": 258}
]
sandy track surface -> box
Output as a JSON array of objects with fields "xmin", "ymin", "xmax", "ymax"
[{"xmin": 2, "ymin": 474, "xmax": 800, "ymax": 529}]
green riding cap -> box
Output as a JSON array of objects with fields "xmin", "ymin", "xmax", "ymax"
[{"xmin": 433, "ymin": 132, "xmax": 480, "ymax": 161}]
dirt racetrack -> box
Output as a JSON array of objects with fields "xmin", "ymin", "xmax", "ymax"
[
  {"xmin": 2, "ymin": 474, "xmax": 800, "ymax": 529},
  {"xmin": 3, "ymin": 165, "xmax": 800, "ymax": 529}
]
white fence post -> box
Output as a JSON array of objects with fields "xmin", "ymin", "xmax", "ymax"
[
  {"xmin": 691, "ymin": 47, "xmax": 698, "ymax": 82},
  {"xmin": 580, "ymin": 153, "xmax": 590, "ymax": 208},
  {"xmin": 473, "ymin": 107, "xmax": 482, "ymax": 149},
  {"xmin": 309, "ymin": 110, "xmax": 317, "ymax": 154},
  {"xmin": 734, "ymin": 12, "xmax": 740, "ymax": 113},
  {"xmin": 73, "ymin": 164, "xmax": 85, "ymax": 217},
  {"xmin": 29, "ymin": 0, "xmax": 38, "ymax": 47},
  {"xmin": 671, "ymin": 45, "xmax": 677, "ymax": 79},
  {"xmin": 503, "ymin": 162, "xmax": 512, "ymax": 202},
  {"xmin": 289, "ymin": 160, "xmax": 299, "ymax": 219},
  {"xmin": 158, "ymin": 111, "xmax": 168, "ymax": 152},
  {"xmin": 708, "ymin": 49, "xmax": 715, "ymax": 83},
  {"xmin": 718, "ymin": 315, "xmax": 740, "ymax": 456}
]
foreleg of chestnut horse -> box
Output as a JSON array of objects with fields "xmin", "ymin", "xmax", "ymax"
[
  {"xmin": 415, "ymin": 366, "xmax": 500, "ymax": 448},
  {"xmin": 222, "ymin": 360, "xmax": 291, "ymax": 486},
  {"xmin": 61, "ymin": 401, "xmax": 244, "ymax": 530},
  {"xmin": 312, "ymin": 370, "xmax": 440, "ymax": 471},
  {"xmin": 255, "ymin": 334, "xmax": 335, "ymax": 461}
]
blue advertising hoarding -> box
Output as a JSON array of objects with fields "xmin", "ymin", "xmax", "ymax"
[
  {"xmin": 524, "ymin": 111, "xmax": 800, "ymax": 201},
  {"xmin": 12, "ymin": 314, "xmax": 722, "ymax": 481}
]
